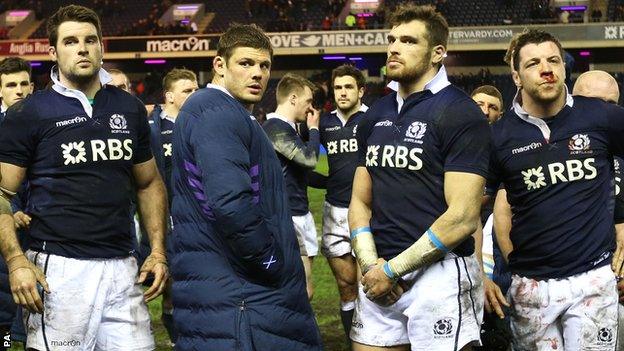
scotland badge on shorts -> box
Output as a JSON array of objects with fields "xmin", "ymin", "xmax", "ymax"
[
  {"xmin": 597, "ymin": 327, "xmax": 613, "ymax": 343},
  {"xmin": 433, "ymin": 317, "xmax": 454, "ymax": 339}
]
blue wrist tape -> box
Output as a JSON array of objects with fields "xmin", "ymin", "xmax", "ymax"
[
  {"xmin": 350, "ymin": 226, "xmax": 371, "ymax": 240},
  {"xmin": 427, "ymin": 228, "xmax": 450, "ymax": 253}
]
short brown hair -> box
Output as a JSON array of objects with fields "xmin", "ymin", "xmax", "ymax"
[
  {"xmin": 162, "ymin": 68, "xmax": 197, "ymax": 92},
  {"xmin": 217, "ymin": 23, "xmax": 273, "ymax": 63},
  {"xmin": 332, "ymin": 64, "xmax": 366, "ymax": 90},
  {"xmin": 510, "ymin": 29, "xmax": 564, "ymax": 72},
  {"xmin": 47, "ymin": 5, "xmax": 102, "ymax": 48},
  {"xmin": 471, "ymin": 85, "xmax": 503, "ymax": 109},
  {"xmin": 276, "ymin": 73, "xmax": 316, "ymax": 105},
  {"xmin": 0, "ymin": 57, "xmax": 31, "ymax": 84},
  {"xmin": 388, "ymin": 4, "xmax": 449, "ymax": 49}
]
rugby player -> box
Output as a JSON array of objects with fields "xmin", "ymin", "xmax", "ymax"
[
  {"xmin": 317, "ymin": 64, "xmax": 368, "ymax": 338},
  {"xmin": 143, "ymin": 67, "xmax": 198, "ymax": 344},
  {"xmin": 108, "ymin": 68, "xmax": 131, "ymax": 93},
  {"xmin": 471, "ymin": 85, "xmax": 503, "ymax": 124},
  {"xmin": 489, "ymin": 30, "xmax": 624, "ymax": 350},
  {"xmin": 348, "ymin": 4, "xmax": 490, "ymax": 350},
  {"xmin": 0, "ymin": 5, "xmax": 168, "ymax": 350},
  {"xmin": 262, "ymin": 73, "xmax": 320, "ymax": 300},
  {"xmin": 170, "ymin": 24, "xmax": 322, "ymax": 350},
  {"xmin": 0, "ymin": 56, "xmax": 33, "ymax": 343}
]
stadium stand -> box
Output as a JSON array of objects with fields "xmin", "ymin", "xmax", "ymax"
[{"xmin": 3, "ymin": 0, "xmax": 621, "ymax": 37}]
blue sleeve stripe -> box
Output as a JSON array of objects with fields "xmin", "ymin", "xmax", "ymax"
[
  {"xmin": 350, "ymin": 226, "xmax": 371, "ymax": 240},
  {"xmin": 427, "ymin": 228, "xmax": 450, "ymax": 253}
]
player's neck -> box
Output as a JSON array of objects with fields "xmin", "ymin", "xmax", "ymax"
[
  {"xmin": 163, "ymin": 104, "xmax": 179, "ymax": 120},
  {"xmin": 398, "ymin": 67, "xmax": 438, "ymax": 99},
  {"xmin": 520, "ymin": 89, "xmax": 567, "ymax": 118},
  {"xmin": 275, "ymin": 105, "xmax": 297, "ymax": 123},
  {"xmin": 1, "ymin": 101, "xmax": 8, "ymax": 111},
  {"xmin": 338, "ymin": 102, "xmax": 361, "ymax": 121},
  {"xmin": 59, "ymin": 72, "xmax": 101, "ymax": 99}
]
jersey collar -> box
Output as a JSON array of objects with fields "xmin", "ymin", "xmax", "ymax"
[
  {"xmin": 390, "ymin": 65, "xmax": 451, "ymax": 113},
  {"xmin": 159, "ymin": 108, "xmax": 176, "ymax": 123},
  {"xmin": 511, "ymin": 86, "xmax": 574, "ymax": 142},
  {"xmin": 331, "ymin": 104, "xmax": 369, "ymax": 127},
  {"xmin": 50, "ymin": 66, "xmax": 112, "ymax": 118},
  {"xmin": 266, "ymin": 112, "xmax": 296, "ymax": 131},
  {"xmin": 205, "ymin": 83, "xmax": 234, "ymax": 99}
]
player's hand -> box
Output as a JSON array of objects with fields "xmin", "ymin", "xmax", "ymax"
[
  {"xmin": 612, "ymin": 225, "xmax": 624, "ymax": 277},
  {"xmin": 618, "ymin": 279, "xmax": 624, "ymax": 304},
  {"xmin": 484, "ymin": 277, "xmax": 509, "ymax": 319},
  {"xmin": 372, "ymin": 278, "xmax": 409, "ymax": 307},
  {"xmin": 306, "ymin": 106, "xmax": 320, "ymax": 130},
  {"xmin": 7, "ymin": 254, "xmax": 49, "ymax": 314},
  {"xmin": 13, "ymin": 211, "xmax": 31, "ymax": 229},
  {"xmin": 138, "ymin": 251, "xmax": 169, "ymax": 303},
  {"xmin": 362, "ymin": 258, "xmax": 395, "ymax": 302}
]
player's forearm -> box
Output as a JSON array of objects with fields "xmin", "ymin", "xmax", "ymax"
[
  {"xmin": 289, "ymin": 129, "xmax": 320, "ymax": 169},
  {"xmin": 0, "ymin": 213, "xmax": 23, "ymax": 261},
  {"xmin": 136, "ymin": 178, "xmax": 168, "ymax": 254},
  {"xmin": 348, "ymin": 167, "xmax": 377, "ymax": 270},
  {"xmin": 385, "ymin": 202, "xmax": 481, "ymax": 278},
  {"xmin": 493, "ymin": 190, "xmax": 513, "ymax": 263}
]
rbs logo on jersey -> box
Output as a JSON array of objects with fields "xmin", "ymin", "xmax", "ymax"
[
  {"xmin": 366, "ymin": 144, "xmax": 423, "ymax": 170},
  {"xmin": 61, "ymin": 139, "xmax": 133, "ymax": 165},
  {"xmin": 327, "ymin": 138, "xmax": 357, "ymax": 155},
  {"xmin": 522, "ymin": 158, "xmax": 597, "ymax": 191}
]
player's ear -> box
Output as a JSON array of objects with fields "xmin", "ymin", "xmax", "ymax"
[
  {"xmin": 512, "ymin": 69, "xmax": 521, "ymax": 88},
  {"xmin": 165, "ymin": 91, "xmax": 174, "ymax": 104},
  {"xmin": 431, "ymin": 44, "xmax": 446, "ymax": 66},
  {"xmin": 289, "ymin": 93, "xmax": 297, "ymax": 106},
  {"xmin": 358, "ymin": 87, "xmax": 365, "ymax": 99},
  {"xmin": 213, "ymin": 56, "xmax": 226, "ymax": 78},
  {"xmin": 49, "ymin": 45, "xmax": 57, "ymax": 62}
]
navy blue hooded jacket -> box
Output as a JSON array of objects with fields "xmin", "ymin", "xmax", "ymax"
[{"xmin": 170, "ymin": 86, "xmax": 323, "ymax": 351}]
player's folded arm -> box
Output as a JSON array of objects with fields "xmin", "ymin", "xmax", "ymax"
[
  {"xmin": 188, "ymin": 108, "xmax": 284, "ymax": 284},
  {"xmin": 268, "ymin": 124, "xmax": 320, "ymax": 169}
]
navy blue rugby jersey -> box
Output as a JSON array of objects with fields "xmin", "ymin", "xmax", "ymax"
[
  {"xmin": 160, "ymin": 114, "xmax": 176, "ymax": 197},
  {"xmin": 263, "ymin": 113, "xmax": 320, "ymax": 216},
  {"xmin": 356, "ymin": 71, "xmax": 490, "ymax": 260},
  {"xmin": 319, "ymin": 106, "xmax": 368, "ymax": 208},
  {"xmin": 0, "ymin": 75, "xmax": 152, "ymax": 259},
  {"xmin": 488, "ymin": 95, "xmax": 624, "ymax": 279},
  {"xmin": 615, "ymin": 156, "xmax": 624, "ymax": 224}
]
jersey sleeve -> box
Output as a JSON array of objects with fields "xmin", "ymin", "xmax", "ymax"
[
  {"xmin": 607, "ymin": 103, "xmax": 624, "ymax": 158},
  {"xmin": 0, "ymin": 101, "xmax": 39, "ymax": 167},
  {"xmin": 133, "ymin": 100, "xmax": 153, "ymax": 164},
  {"xmin": 356, "ymin": 112, "xmax": 374, "ymax": 167},
  {"xmin": 187, "ymin": 105, "xmax": 284, "ymax": 285},
  {"xmin": 486, "ymin": 136, "xmax": 503, "ymax": 196},
  {"xmin": 438, "ymin": 98, "xmax": 491, "ymax": 177},
  {"xmin": 264, "ymin": 121, "xmax": 319, "ymax": 169}
]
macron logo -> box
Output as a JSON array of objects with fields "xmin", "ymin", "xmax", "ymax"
[
  {"xmin": 55, "ymin": 116, "xmax": 87, "ymax": 128},
  {"xmin": 512, "ymin": 142, "xmax": 542, "ymax": 155},
  {"xmin": 374, "ymin": 120, "xmax": 393, "ymax": 127}
]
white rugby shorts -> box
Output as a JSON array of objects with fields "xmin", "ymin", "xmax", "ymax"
[
  {"xmin": 509, "ymin": 264, "xmax": 618, "ymax": 351},
  {"xmin": 321, "ymin": 201, "xmax": 352, "ymax": 258},
  {"xmin": 351, "ymin": 253, "xmax": 484, "ymax": 350},
  {"xmin": 293, "ymin": 211, "xmax": 319, "ymax": 257},
  {"xmin": 23, "ymin": 250, "xmax": 154, "ymax": 351}
]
